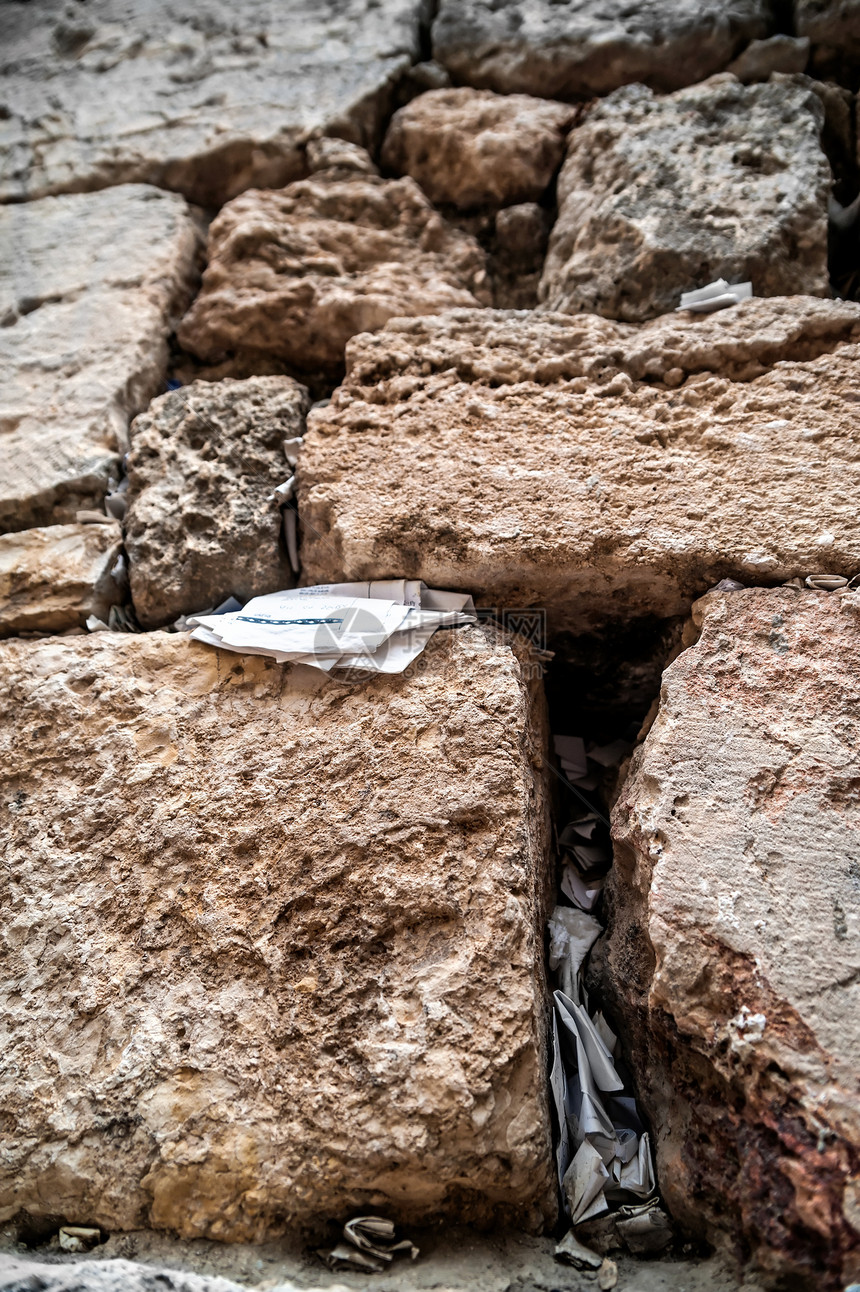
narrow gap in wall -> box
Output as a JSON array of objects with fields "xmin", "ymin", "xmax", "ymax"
[
  {"xmin": 417, "ymin": 0, "xmax": 439, "ymax": 65},
  {"xmin": 819, "ymin": 82, "xmax": 860, "ymax": 301},
  {"xmin": 770, "ymin": 0, "xmax": 795, "ymax": 37},
  {"xmin": 540, "ymin": 615, "xmax": 685, "ymax": 1259}
]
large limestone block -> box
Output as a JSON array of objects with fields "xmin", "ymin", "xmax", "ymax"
[
  {"xmin": 177, "ymin": 174, "xmax": 489, "ymax": 375},
  {"xmin": 0, "ymin": 186, "xmax": 199, "ymax": 534},
  {"xmin": 297, "ymin": 298, "xmax": 860, "ymax": 633},
  {"xmin": 0, "ymin": 0, "xmax": 427, "ymax": 207},
  {"xmin": 540, "ymin": 77, "xmax": 830, "ymax": 322},
  {"xmin": 0, "ymin": 628, "xmax": 555, "ymax": 1240},
  {"xmin": 125, "ymin": 377, "xmax": 309, "ymax": 629},
  {"xmin": 431, "ymin": 0, "xmax": 770, "ymax": 98},
  {"xmin": 0, "ymin": 522, "xmax": 123, "ymax": 636},
  {"xmin": 604, "ymin": 588, "xmax": 860, "ymax": 1289},
  {"xmin": 381, "ymin": 89, "xmax": 575, "ymax": 210}
]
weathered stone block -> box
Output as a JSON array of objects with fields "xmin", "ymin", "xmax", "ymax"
[
  {"xmin": 431, "ymin": 0, "xmax": 770, "ymax": 98},
  {"xmin": 794, "ymin": 0, "xmax": 860, "ymax": 81},
  {"xmin": 540, "ymin": 77, "xmax": 830, "ymax": 322},
  {"xmin": 0, "ymin": 628, "xmax": 554, "ymax": 1240},
  {"xmin": 0, "ymin": 0, "xmax": 427, "ymax": 206},
  {"xmin": 177, "ymin": 174, "xmax": 489, "ymax": 375},
  {"xmin": 0, "ymin": 186, "xmax": 199, "ymax": 533},
  {"xmin": 0, "ymin": 522, "xmax": 123, "ymax": 636},
  {"xmin": 297, "ymin": 298, "xmax": 860, "ymax": 633},
  {"xmin": 604, "ymin": 588, "xmax": 860, "ymax": 1289},
  {"xmin": 125, "ymin": 377, "xmax": 309, "ymax": 629},
  {"xmin": 381, "ymin": 89, "xmax": 574, "ymax": 210}
]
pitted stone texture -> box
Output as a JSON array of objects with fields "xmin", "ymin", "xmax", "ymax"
[
  {"xmin": 297, "ymin": 299, "xmax": 860, "ymax": 634},
  {"xmin": 604, "ymin": 589, "xmax": 860, "ymax": 1289},
  {"xmin": 177, "ymin": 175, "xmax": 490, "ymax": 374},
  {"xmin": 0, "ymin": 628, "xmax": 554, "ymax": 1240},
  {"xmin": 0, "ymin": 523, "xmax": 124, "ymax": 636},
  {"xmin": 0, "ymin": 186, "xmax": 199, "ymax": 534},
  {"xmin": 431, "ymin": 0, "xmax": 770, "ymax": 98},
  {"xmin": 794, "ymin": 0, "xmax": 860, "ymax": 82},
  {"xmin": 0, "ymin": 1257, "xmax": 249, "ymax": 1292},
  {"xmin": 0, "ymin": 0, "xmax": 426, "ymax": 207},
  {"xmin": 340, "ymin": 296, "xmax": 860, "ymax": 386},
  {"xmin": 125, "ymin": 377, "xmax": 309, "ymax": 629},
  {"xmin": 540, "ymin": 78, "xmax": 830, "ymax": 322},
  {"xmin": 381, "ymin": 89, "xmax": 574, "ymax": 210}
]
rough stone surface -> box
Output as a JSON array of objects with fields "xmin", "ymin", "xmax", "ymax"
[
  {"xmin": 0, "ymin": 1245, "xmax": 760, "ymax": 1292},
  {"xmin": 0, "ymin": 0, "xmax": 427, "ymax": 207},
  {"xmin": 297, "ymin": 297, "xmax": 860, "ymax": 633},
  {"xmin": 0, "ymin": 186, "xmax": 199, "ymax": 534},
  {"xmin": 125, "ymin": 377, "xmax": 309, "ymax": 629},
  {"xmin": 725, "ymin": 34, "xmax": 810, "ymax": 82},
  {"xmin": 431, "ymin": 0, "xmax": 771, "ymax": 98},
  {"xmin": 0, "ymin": 523, "xmax": 124, "ymax": 636},
  {"xmin": 540, "ymin": 77, "xmax": 830, "ymax": 322},
  {"xmin": 0, "ymin": 1257, "xmax": 249, "ymax": 1292},
  {"xmin": 177, "ymin": 175, "xmax": 490, "ymax": 375},
  {"xmin": 0, "ymin": 628, "xmax": 554, "ymax": 1240},
  {"xmin": 603, "ymin": 588, "xmax": 860, "ymax": 1289},
  {"xmin": 381, "ymin": 89, "xmax": 574, "ymax": 210},
  {"xmin": 794, "ymin": 0, "xmax": 860, "ymax": 82}
]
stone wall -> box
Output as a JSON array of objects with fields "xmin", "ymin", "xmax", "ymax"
[{"xmin": 2, "ymin": 2, "xmax": 860, "ymax": 1287}]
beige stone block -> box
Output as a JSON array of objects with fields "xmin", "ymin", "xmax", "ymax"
[
  {"xmin": 540, "ymin": 77, "xmax": 830, "ymax": 322},
  {"xmin": 382, "ymin": 89, "xmax": 574, "ymax": 210},
  {"xmin": 431, "ymin": 0, "xmax": 770, "ymax": 98},
  {"xmin": 297, "ymin": 298, "xmax": 860, "ymax": 633},
  {"xmin": 125, "ymin": 377, "xmax": 310, "ymax": 629},
  {"xmin": 0, "ymin": 0, "xmax": 427, "ymax": 206},
  {"xmin": 0, "ymin": 522, "xmax": 123, "ymax": 635},
  {"xmin": 177, "ymin": 174, "xmax": 489, "ymax": 375},
  {"xmin": 0, "ymin": 628, "xmax": 554, "ymax": 1240},
  {"xmin": 0, "ymin": 186, "xmax": 199, "ymax": 533},
  {"xmin": 604, "ymin": 587, "xmax": 860, "ymax": 1288}
]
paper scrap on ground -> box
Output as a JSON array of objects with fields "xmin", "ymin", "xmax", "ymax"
[
  {"xmin": 678, "ymin": 278, "xmax": 753, "ymax": 313},
  {"xmin": 186, "ymin": 582, "xmax": 476, "ymax": 674},
  {"xmin": 554, "ymin": 1227, "xmax": 603, "ymax": 1269},
  {"xmin": 321, "ymin": 1215, "xmax": 418, "ymax": 1274}
]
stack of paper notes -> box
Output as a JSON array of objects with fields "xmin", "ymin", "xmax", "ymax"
[
  {"xmin": 186, "ymin": 580, "xmax": 476, "ymax": 674},
  {"xmin": 677, "ymin": 278, "xmax": 753, "ymax": 313}
]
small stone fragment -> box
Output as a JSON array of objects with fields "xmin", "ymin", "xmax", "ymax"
[
  {"xmin": 0, "ymin": 522, "xmax": 124, "ymax": 636},
  {"xmin": 305, "ymin": 138, "xmax": 379, "ymax": 177},
  {"xmin": 431, "ymin": 0, "xmax": 771, "ymax": 97},
  {"xmin": 125, "ymin": 377, "xmax": 310, "ymax": 629},
  {"xmin": 540, "ymin": 77, "xmax": 830, "ymax": 321},
  {"xmin": 0, "ymin": 187, "xmax": 199, "ymax": 532},
  {"xmin": 382, "ymin": 88, "xmax": 574, "ymax": 209},
  {"xmin": 495, "ymin": 204, "xmax": 550, "ymax": 262},
  {"xmin": 178, "ymin": 174, "xmax": 489, "ymax": 374},
  {"xmin": 726, "ymin": 34, "xmax": 810, "ymax": 81},
  {"xmin": 598, "ymin": 1257, "xmax": 618, "ymax": 1290}
]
